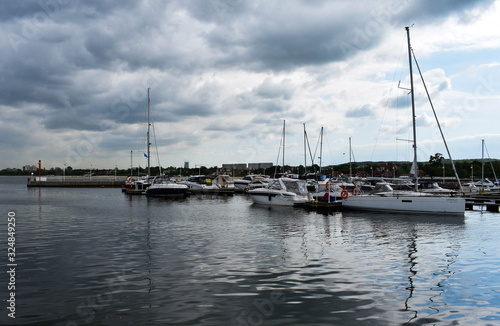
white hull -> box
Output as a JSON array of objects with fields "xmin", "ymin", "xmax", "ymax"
[
  {"xmin": 247, "ymin": 178, "xmax": 309, "ymax": 206},
  {"xmin": 234, "ymin": 180, "xmax": 250, "ymax": 190},
  {"xmin": 248, "ymin": 189, "xmax": 307, "ymax": 206},
  {"xmin": 342, "ymin": 195, "xmax": 465, "ymax": 214},
  {"xmin": 180, "ymin": 181, "xmax": 218, "ymax": 190},
  {"xmin": 145, "ymin": 176, "xmax": 189, "ymax": 197}
]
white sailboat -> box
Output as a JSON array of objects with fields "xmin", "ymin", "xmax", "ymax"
[
  {"xmin": 342, "ymin": 27, "xmax": 465, "ymax": 215},
  {"xmin": 125, "ymin": 87, "xmax": 155, "ymax": 193},
  {"xmin": 125, "ymin": 88, "xmax": 187, "ymax": 196}
]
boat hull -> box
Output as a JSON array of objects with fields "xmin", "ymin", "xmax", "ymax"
[
  {"xmin": 342, "ymin": 195, "xmax": 465, "ymax": 214},
  {"xmin": 234, "ymin": 180, "xmax": 250, "ymax": 190},
  {"xmin": 248, "ymin": 190, "xmax": 306, "ymax": 206},
  {"xmin": 145, "ymin": 185, "xmax": 189, "ymax": 197}
]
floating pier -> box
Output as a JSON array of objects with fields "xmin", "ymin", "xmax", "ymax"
[{"xmin": 464, "ymin": 193, "xmax": 500, "ymax": 212}]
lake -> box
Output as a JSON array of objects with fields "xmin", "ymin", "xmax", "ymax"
[{"xmin": 1, "ymin": 176, "xmax": 499, "ymax": 325}]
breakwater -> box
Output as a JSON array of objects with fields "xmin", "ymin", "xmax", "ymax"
[{"xmin": 26, "ymin": 176, "xmax": 127, "ymax": 188}]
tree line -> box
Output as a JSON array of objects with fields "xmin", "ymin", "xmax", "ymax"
[{"xmin": 2, "ymin": 155, "xmax": 499, "ymax": 180}]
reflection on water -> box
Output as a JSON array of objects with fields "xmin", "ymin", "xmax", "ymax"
[{"xmin": 1, "ymin": 177, "xmax": 500, "ymax": 325}]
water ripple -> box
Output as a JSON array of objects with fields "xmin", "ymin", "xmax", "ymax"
[{"xmin": 2, "ymin": 177, "xmax": 500, "ymax": 325}]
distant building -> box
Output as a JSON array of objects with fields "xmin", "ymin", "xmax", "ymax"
[
  {"xmin": 222, "ymin": 163, "xmax": 247, "ymax": 171},
  {"xmin": 248, "ymin": 163, "xmax": 273, "ymax": 170},
  {"xmin": 23, "ymin": 165, "xmax": 38, "ymax": 172},
  {"xmin": 184, "ymin": 161, "xmax": 189, "ymax": 169}
]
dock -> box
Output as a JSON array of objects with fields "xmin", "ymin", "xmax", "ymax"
[
  {"xmin": 27, "ymin": 176, "xmax": 127, "ymax": 188},
  {"xmin": 464, "ymin": 193, "xmax": 500, "ymax": 212},
  {"xmin": 297, "ymin": 200, "xmax": 342, "ymax": 212},
  {"xmin": 121, "ymin": 187, "xmax": 236, "ymax": 196}
]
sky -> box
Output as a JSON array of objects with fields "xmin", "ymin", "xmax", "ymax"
[{"xmin": 1, "ymin": 0, "xmax": 500, "ymax": 170}]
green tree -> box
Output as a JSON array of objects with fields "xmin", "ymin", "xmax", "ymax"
[{"xmin": 429, "ymin": 153, "xmax": 444, "ymax": 166}]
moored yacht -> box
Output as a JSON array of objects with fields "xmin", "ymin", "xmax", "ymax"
[
  {"xmin": 247, "ymin": 178, "xmax": 308, "ymax": 206},
  {"xmin": 342, "ymin": 183, "xmax": 465, "ymax": 214},
  {"xmin": 124, "ymin": 175, "xmax": 154, "ymax": 194},
  {"xmin": 179, "ymin": 175, "xmax": 219, "ymax": 190},
  {"xmin": 341, "ymin": 27, "xmax": 466, "ymax": 215},
  {"xmin": 245, "ymin": 176, "xmax": 269, "ymax": 191},
  {"xmin": 145, "ymin": 175, "xmax": 189, "ymax": 197},
  {"xmin": 234, "ymin": 174, "xmax": 268, "ymax": 190},
  {"xmin": 417, "ymin": 181, "xmax": 457, "ymax": 195}
]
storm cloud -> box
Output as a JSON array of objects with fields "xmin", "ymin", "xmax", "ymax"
[{"xmin": 0, "ymin": 0, "xmax": 497, "ymax": 168}]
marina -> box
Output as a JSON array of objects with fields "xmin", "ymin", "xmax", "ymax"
[
  {"xmin": 23, "ymin": 174, "xmax": 500, "ymax": 214},
  {"xmin": 2, "ymin": 1, "xmax": 500, "ymax": 324}
]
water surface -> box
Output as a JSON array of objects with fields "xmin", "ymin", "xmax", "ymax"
[{"xmin": 1, "ymin": 176, "xmax": 499, "ymax": 325}]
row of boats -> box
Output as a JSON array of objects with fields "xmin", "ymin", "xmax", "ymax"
[
  {"xmin": 123, "ymin": 173, "xmax": 500, "ymax": 215},
  {"xmin": 123, "ymin": 28, "xmax": 494, "ymax": 216},
  {"xmin": 243, "ymin": 175, "xmax": 467, "ymax": 215}
]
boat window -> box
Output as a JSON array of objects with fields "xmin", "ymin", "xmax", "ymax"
[
  {"xmin": 282, "ymin": 180, "xmax": 308, "ymax": 195},
  {"xmin": 268, "ymin": 180, "xmax": 281, "ymax": 190}
]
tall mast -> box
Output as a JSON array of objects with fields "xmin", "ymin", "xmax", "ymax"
[
  {"xmin": 319, "ymin": 127, "xmax": 323, "ymax": 173},
  {"xmin": 482, "ymin": 139, "xmax": 485, "ymax": 191},
  {"xmin": 406, "ymin": 26, "xmax": 418, "ymax": 191},
  {"xmin": 349, "ymin": 137, "xmax": 352, "ymax": 178},
  {"xmin": 303, "ymin": 123, "xmax": 307, "ymax": 174},
  {"xmin": 282, "ymin": 120, "xmax": 285, "ymax": 174},
  {"xmin": 147, "ymin": 87, "xmax": 151, "ymax": 176}
]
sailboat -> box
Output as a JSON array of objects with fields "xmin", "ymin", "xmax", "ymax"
[
  {"xmin": 126, "ymin": 88, "xmax": 187, "ymax": 196},
  {"xmin": 247, "ymin": 120, "xmax": 309, "ymax": 206},
  {"xmin": 124, "ymin": 88, "xmax": 155, "ymax": 194},
  {"xmin": 466, "ymin": 139, "xmax": 500, "ymax": 192},
  {"xmin": 342, "ymin": 27, "xmax": 465, "ymax": 215}
]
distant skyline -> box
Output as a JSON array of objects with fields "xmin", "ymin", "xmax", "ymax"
[{"xmin": 1, "ymin": 0, "xmax": 500, "ymax": 170}]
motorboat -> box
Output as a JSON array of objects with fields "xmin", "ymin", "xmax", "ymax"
[
  {"xmin": 213, "ymin": 175, "xmax": 235, "ymax": 189},
  {"xmin": 470, "ymin": 178, "xmax": 500, "ymax": 192},
  {"xmin": 124, "ymin": 175, "xmax": 154, "ymax": 194},
  {"xmin": 247, "ymin": 178, "xmax": 308, "ymax": 206},
  {"xmin": 145, "ymin": 175, "xmax": 189, "ymax": 197},
  {"xmin": 179, "ymin": 175, "xmax": 219, "ymax": 190},
  {"xmin": 245, "ymin": 177, "xmax": 269, "ymax": 191},
  {"xmin": 417, "ymin": 181, "xmax": 457, "ymax": 195},
  {"xmin": 309, "ymin": 179, "xmax": 345, "ymax": 200},
  {"xmin": 234, "ymin": 174, "xmax": 268, "ymax": 190}
]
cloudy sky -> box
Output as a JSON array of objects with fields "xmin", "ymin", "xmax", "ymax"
[{"xmin": 1, "ymin": 0, "xmax": 500, "ymax": 170}]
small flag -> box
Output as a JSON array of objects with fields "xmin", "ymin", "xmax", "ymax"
[{"xmin": 144, "ymin": 153, "xmax": 148, "ymax": 158}]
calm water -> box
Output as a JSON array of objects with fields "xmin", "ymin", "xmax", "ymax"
[{"xmin": 1, "ymin": 176, "xmax": 500, "ymax": 325}]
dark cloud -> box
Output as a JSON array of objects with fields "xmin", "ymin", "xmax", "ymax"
[
  {"xmin": 0, "ymin": 0, "xmax": 495, "ymax": 168},
  {"xmin": 0, "ymin": 1, "xmax": 46, "ymax": 21},
  {"xmin": 397, "ymin": 0, "xmax": 495, "ymax": 24},
  {"xmin": 204, "ymin": 3, "xmax": 373, "ymax": 71}
]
